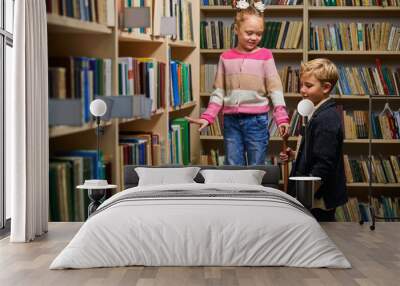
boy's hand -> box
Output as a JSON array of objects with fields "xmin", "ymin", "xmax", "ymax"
[
  {"xmin": 278, "ymin": 123, "xmax": 290, "ymax": 138},
  {"xmin": 280, "ymin": 147, "xmax": 295, "ymax": 162},
  {"xmin": 185, "ymin": 116, "xmax": 209, "ymax": 132}
]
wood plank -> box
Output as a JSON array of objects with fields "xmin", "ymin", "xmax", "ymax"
[{"xmin": 1, "ymin": 223, "xmax": 400, "ymax": 286}]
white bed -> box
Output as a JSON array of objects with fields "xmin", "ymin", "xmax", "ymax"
[{"xmin": 50, "ymin": 182, "xmax": 351, "ymax": 269}]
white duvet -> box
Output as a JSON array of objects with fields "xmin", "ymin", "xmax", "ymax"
[{"xmin": 50, "ymin": 183, "xmax": 351, "ymax": 269}]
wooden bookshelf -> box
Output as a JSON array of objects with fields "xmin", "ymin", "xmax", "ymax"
[
  {"xmin": 347, "ymin": 183, "xmax": 400, "ymax": 188},
  {"xmin": 168, "ymin": 40, "xmax": 197, "ymax": 48},
  {"xmin": 118, "ymin": 108, "xmax": 165, "ymax": 125},
  {"xmin": 47, "ymin": 0, "xmax": 201, "ymax": 195},
  {"xmin": 308, "ymin": 6, "xmax": 400, "ymax": 17},
  {"xmin": 169, "ymin": 101, "xmax": 197, "ymax": 113},
  {"xmin": 49, "ymin": 121, "xmax": 113, "ymax": 139},
  {"xmin": 199, "ymin": 3, "xmax": 400, "ymax": 200},
  {"xmin": 47, "ymin": 14, "xmax": 112, "ymax": 34},
  {"xmin": 118, "ymin": 31, "xmax": 165, "ymax": 43},
  {"xmin": 201, "ymin": 93, "xmax": 400, "ymax": 102},
  {"xmin": 200, "ymin": 5, "xmax": 304, "ymax": 15},
  {"xmin": 200, "ymin": 49, "xmax": 304, "ymax": 54}
]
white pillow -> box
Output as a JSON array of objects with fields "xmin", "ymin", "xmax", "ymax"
[
  {"xmin": 135, "ymin": 167, "xmax": 201, "ymax": 186},
  {"xmin": 200, "ymin": 169, "xmax": 266, "ymax": 185}
]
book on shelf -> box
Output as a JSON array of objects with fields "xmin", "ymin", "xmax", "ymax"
[
  {"xmin": 344, "ymin": 154, "xmax": 400, "ymax": 184},
  {"xmin": 310, "ymin": 22, "xmax": 400, "ymax": 51},
  {"xmin": 278, "ymin": 66, "xmax": 300, "ymax": 93},
  {"xmin": 200, "ymin": 20, "xmax": 302, "ymax": 50},
  {"xmin": 170, "ymin": 60, "xmax": 193, "ymax": 107},
  {"xmin": 337, "ymin": 106, "xmax": 400, "ymax": 139},
  {"xmin": 157, "ymin": 0, "xmax": 194, "ymax": 41},
  {"xmin": 119, "ymin": 132, "xmax": 164, "ymax": 188},
  {"xmin": 336, "ymin": 196, "xmax": 400, "ymax": 223},
  {"xmin": 312, "ymin": 0, "xmax": 399, "ymax": 7},
  {"xmin": 260, "ymin": 21, "xmax": 303, "ymax": 49},
  {"xmin": 49, "ymin": 150, "xmax": 111, "ymax": 222},
  {"xmin": 200, "ymin": 20, "xmax": 236, "ymax": 49},
  {"xmin": 333, "ymin": 61, "xmax": 400, "ymax": 96},
  {"xmin": 49, "ymin": 57, "xmax": 112, "ymax": 124},
  {"xmin": 201, "ymin": 0, "xmax": 303, "ymax": 6},
  {"xmin": 118, "ymin": 0, "xmax": 153, "ymax": 35},
  {"xmin": 200, "ymin": 148, "xmax": 225, "ymax": 166},
  {"xmin": 118, "ymin": 57, "xmax": 166, "ymax": 111},
  {"xmin": 46, "ymin": 0, "xmax": 115, "ymax": 26},
  {"xmin": 169, "ymin": 118, "xmax": 191, "ymax": 165}
]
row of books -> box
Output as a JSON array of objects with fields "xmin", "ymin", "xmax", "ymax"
[
  {"xmin": 201, "ymin": 0, "xmax": 232, "ymax": 4},
  {"xmin": 260, "ymin": 21, "xmax": 303, "ymax": 50},
  {"xmin": 334, "ymin": 61, "xmax": 400, "ymax": 96},
  {"xmin": 201, "ymin": 0, "xmax": 303, "ymax": 5},
  {"xmin": 202, "ymin": 150, "xmax": 400, "ymax": 185},
  {"xmin": 312, "ymin": 0, "xmax": 399, "ymax": 6},
  {"xmin": 344, "ymin": 154, "xmax": 400, "ymax": 184},
  {"xmin": 119, "ymin": 132, "xmax": 163, "ymax": 166},
  {"xmin": 200, "ymin": 21, "xmax": 236, "ymax": 50},
  {"xmin": 199, "ymin": 101, "xmax": 399, "ymax": 140},
  {"xmin": 341, "ymin": 109, "xmax": 400, "ymax": 140},
  {"xmin": 118, "ymin": 57, "xmax": 166, "ymax": 111},
  {"xmin": 279, "ymin": 66, "xmax": 300, "ymax": 93},
  {"xmin": 118, "ymin": 131, "xmax": 166, "ymax": 189},
  {"xmin": 200, "ymin": 148, "xmax": 225, "ymax": 166},
  {"xmin": 49, "ymin": 150, "xmax": 108, "ymax": 222},
  {"xmin": 199, "ymin": 108, "xmax": 224, "ymax": 136},
  {"xmin": 119, "ymin": 0, "xmax": 152, "ymax": 35},
  {"xmin": 170, "ymin": 118, "xmax": 191, "ymax": 165},
  {"xmin": 201, "ymin": 60, "xmax": 399, "ymax": 96},
  {"xmin": 310, "ymin": 22, "xmax": 400, "ymax": 51},
  {"xmin": 200, "ymin": 20, "xmax": 303, "ymax": 50},
  {"xmin": 119, "ymin": 0, "xmax": 194, "ymax": 41},
  {"xmin": 46, "ymin": 0, "xmax": 115, "ymax": 26},
  {"xmin": 170, "ymin": 60, "xmax": 193, "ymax": 107},
  {"xmin": 336, "ymin": 196, "xmax": 400, "ymax": 223},
  {"xmin": 49, "ymin": 57, "xmax": 113, "ymax": 123}
]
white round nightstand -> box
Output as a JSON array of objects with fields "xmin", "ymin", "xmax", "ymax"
[{"xmin": 77, "ymin": 180, "xmax": 117, "ymax": 216}]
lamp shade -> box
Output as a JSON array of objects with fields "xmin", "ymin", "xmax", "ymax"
[
  {"xmin": 90, "ymin": 99, "xmax": 107, "ymax": 117},
  {"xmin": 297, "ymin": 99, "xmax": 314, "ymax": 117}
]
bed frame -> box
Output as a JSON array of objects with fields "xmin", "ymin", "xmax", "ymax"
[{"xmin": 124, "ymin": 165, "xmax": 281, "ymax": 190}]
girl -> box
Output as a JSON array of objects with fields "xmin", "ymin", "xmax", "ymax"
[{"xmin": 186, "ymin": 0, "xmax": 290, "ymax": 165}]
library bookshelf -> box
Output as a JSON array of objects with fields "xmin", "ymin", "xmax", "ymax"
[
  {"xmin": 199, "ymin": 2, "xmax": 400, "ymax": 210},
  {"xmin": 47, "ymin": 0, "xmax": 200, "ymax": 201},
  {"xmin": 46, "ymin": 2, "xmax": 400, "ymax": 221}
]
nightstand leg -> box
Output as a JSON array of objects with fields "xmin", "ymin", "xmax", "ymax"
[{"xmin": 88, "ymin": 189, "xmax": 106, "ymax": 216}]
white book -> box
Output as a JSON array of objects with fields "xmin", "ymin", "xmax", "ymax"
[{"xmin": 103, "ymin": 59, "xmax": 112, "ymax": 97}]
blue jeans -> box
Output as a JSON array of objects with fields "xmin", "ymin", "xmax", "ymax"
[{"xmin": 223, "ymin": 113, "xmax": 269, "ymax": 166}]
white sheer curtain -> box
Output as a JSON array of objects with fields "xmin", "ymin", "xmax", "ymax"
[{"xmin": 7, "ymin": 0, "xmax": 49, "ymax": 242}]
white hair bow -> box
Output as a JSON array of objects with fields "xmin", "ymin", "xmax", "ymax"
[
  {"xmin": 253, "ymin": 1, "xmax": 266, "ymax": 12},
  {"xmin": 236, "ymin": 0, "xmax": 250, "ymax": 9},
  {"xmin": 235, "ymin": 0, "xmax": 266, "ymax": 12}
]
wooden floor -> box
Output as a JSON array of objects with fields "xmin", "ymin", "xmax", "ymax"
[{"xmin": 0, "ymin": 223, "xmax": 399, "ymax": 286}]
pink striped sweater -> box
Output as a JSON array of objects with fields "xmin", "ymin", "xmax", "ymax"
[{"xmin": 201, "ymin": 48, "xmax": 289, "ymax": 126}]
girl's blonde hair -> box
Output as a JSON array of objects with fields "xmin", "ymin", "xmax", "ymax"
[{"xmin": 233, "ymin": 1, "xmax": 264, "ymax": 28}]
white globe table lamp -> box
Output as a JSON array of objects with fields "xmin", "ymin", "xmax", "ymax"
[{"xmin": 76, "ymin": 99, "xmax": 116, "ymax": 216}]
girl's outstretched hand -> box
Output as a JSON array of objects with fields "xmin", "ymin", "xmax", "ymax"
[
  {"xmin": 185, "ymin": 116, "xmax": 209, "ymax": 132},
  {"xmin": 279, "ymin": 123, "xmax": 290, "ymax": 138}
]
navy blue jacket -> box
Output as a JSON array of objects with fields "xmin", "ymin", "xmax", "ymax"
[{"xmin": 288, "ymin": 98, "xmax": 348, "ymax": 209}]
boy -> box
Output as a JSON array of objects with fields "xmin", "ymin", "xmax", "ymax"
[{"xmin": 280, "ymin": 58, "xmax": 348, "ymax": 222}]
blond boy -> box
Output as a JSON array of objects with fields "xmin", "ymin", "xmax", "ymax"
[{"xmin": 280, "ymin": 58, "xmax": 348, "ymax": 222}]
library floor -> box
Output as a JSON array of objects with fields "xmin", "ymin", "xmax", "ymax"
[{"xmin": 0, "ymin": 223, "xmax": 399, "ymax": 286}]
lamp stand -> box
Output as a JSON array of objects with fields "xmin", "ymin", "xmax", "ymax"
[{"xmin": 303, "ymin": 115, "xmax": 308, "ymax": 170}]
